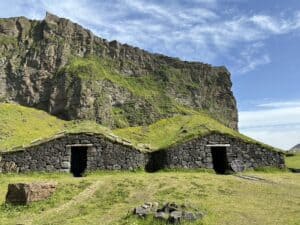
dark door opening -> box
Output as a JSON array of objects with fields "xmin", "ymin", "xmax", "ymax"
[
  {"xmin": 211, "ymin": 147, "xmax": 228, "ymax": 174},
  {"xmin": 71, "ymin": 146, "xmax": 87, "ymax": 177},
  {"xmin": 145, "ymin": 151, "xmax": 167, "ymax": 172}
]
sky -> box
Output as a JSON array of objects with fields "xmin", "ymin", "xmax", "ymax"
[{"xmin": 0, "ymin": 0, "xmax": 299, "ymax": 150}]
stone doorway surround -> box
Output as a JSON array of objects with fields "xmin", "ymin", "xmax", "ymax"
[{"xmin": 62, "ymin": 144, "xmax": 96, "ymax": 173}]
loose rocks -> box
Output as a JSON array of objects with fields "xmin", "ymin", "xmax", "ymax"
[
  {"xmin": 133, "ymin": 202, "xmax": 204, "ymax": 224},
  {"xmin": 134, "ymin": 202, "xmax": 159, "ymax": 217}
]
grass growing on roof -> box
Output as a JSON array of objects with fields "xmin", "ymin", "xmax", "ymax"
[
  {"xmin": 0, "ymin": 103, "xmax": 121, "ymax": 152},
  {"xmin": 66, "ymin": 120, "xmax": 113, "ymax": 135},
  {"xmin": 113, "ymin": 113, "xmax": 279, "ymax": 152},
  {"xmin": 0, "ymin": 103, "xmax": 67, "ymax": 151},
  {"xmin": 0, "ymin": 103, "xmax": 279, "ymax": 153},
  {"xmin": 285, "ymin": 153, "xmax": 300, "ymax": 169}
]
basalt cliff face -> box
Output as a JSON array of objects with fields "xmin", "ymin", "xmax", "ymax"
[{"xmin": 0, "ymin": 12, "xmax": 238, "ymax": 129}]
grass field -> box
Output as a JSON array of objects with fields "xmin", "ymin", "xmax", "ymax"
[
  {"xmin": 285, "ymin": 153, "xmax": 300, "ymax": 169},
  {"xmin": 0, "ymin": 171, "xmax": 299, "ymax": 225}
]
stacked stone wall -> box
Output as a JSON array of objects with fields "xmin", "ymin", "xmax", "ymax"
[
  {"xmin": 0, "ymin": 133, "xmax": 285, "ymax": 173},
  {"xmin": 147, "ymin": 133, "xmax": 285, "ymax": 171},
  {"xmin": 0, "ymin": 133, "xmax": 146, "ymax": 173}
]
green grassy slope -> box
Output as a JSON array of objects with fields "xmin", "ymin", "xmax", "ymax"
[
  {"xmin": 60, "ymin": 57, "xmax": 201, "ymax": 127},
  {"xmin": 0, "ymin": 103, "xmax": 278, "ymax": 152},
  {"xmin": 0, "ymin": 103, "xmax": 68, "ymax": 150},
  {"xmin": 113, "ymin": 114, "xmax": 278, "ymax": 151},
  {"xmin": 0, "ymin": 103, "xmax": 119, "ymax": 152},
  {"xmin": 285, "ymin": 153, "xmax": 300, "ymax": 169},
  {"xmin": 61, "ymin": 56, "xmax": 234, "ymax": 128},
  {"xmin": 0, "ymin": 171, "xmax": 299, "ymax": 225}
]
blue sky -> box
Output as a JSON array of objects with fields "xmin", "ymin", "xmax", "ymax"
[{"xmin": 0, "ymin": 0, "xmax": 299, "ymax": 149}]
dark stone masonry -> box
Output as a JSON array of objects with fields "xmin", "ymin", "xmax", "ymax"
[
  {"xmin": 0, "ymin": 133, "xmax": 285, "ymax": 175},
  {"xmin": 146, "ymin": 133, "xmax": 285, "ymax": 172},
  {"xmin": 0, "ymin": 133, "xmax": 146, "ymax": 175}
]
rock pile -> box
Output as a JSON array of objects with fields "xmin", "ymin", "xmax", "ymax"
[
  {"xmin": 5, "ymin": 182, "xmax": 57, "ymax": 205},
  {"xmin": 133, "ymin": 202, "xmax": 204, "ymax": 224}
]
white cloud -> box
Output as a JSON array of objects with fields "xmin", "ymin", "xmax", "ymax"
[
  {"xmin": 250, "ymin": 14, "xmax": 300, "ymax": 34},
  {"xmin": 240, "ymin": 126, "xmax": 300, "ymax": 151},
  {"xmin": 240, "ymin": 106, "xmax": 300, "ymax": 128},
  {"xmin": 258, "ymin": 100, "xmax": 300, "ymax": 108},
  {"xmin": 229, "ymin": 42, "xmax": 271, "ymax": 74},
  {"xmin": 237, "ymin": 54, "xmax": 271, "ymax": 74},
  {"xmin": 239, "ymin": 103, "xmax": 300, "ymax": 150}
]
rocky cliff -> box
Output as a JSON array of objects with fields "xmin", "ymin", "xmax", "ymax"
[{"xmin": 0, "ymin": 12, "xmax": 238, "ymax": 129}]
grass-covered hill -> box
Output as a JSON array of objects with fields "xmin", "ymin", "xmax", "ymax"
[
  {"xmin": 0, "ymin": 103, "xmax": 277, "ymax": 153},
  {"xmin": 114, "ymin": 114, "xmax": 271, "ymax": 151},
  {"xmin": 285, "ymin": 153, "xmax": 300, "ymax": 169}
]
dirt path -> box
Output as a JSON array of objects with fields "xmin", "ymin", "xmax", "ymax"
[
  {"xmin": 233, "ymin": 174, "xmax": 275, "ymax": 184},
  {"xmin": 21, "ymin": 180, "xmax": 103, "ymax": 225}
]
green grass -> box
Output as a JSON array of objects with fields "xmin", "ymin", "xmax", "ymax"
[
  {"xmin": 0, "ymin": 35, "xmax": 17, "ymax": 47},
  {"xmin": 0, "ymin": 103, "xmax": 119, "ymax": 152},
  {"xmin": 113, "ymin": 114, "xmax": 278, "ymax": 151},
  {"xmin": 60, "ymin": 56, "xmax": 235, "ymax": 128},
  {"xmin": 0, "ymin": 103, "xmax": 279, "ymax": 153},
  {"xmin": 285, "ymin": 153, "xmax": 300, "ymax": 169},
  {"xmin": 0, "ymin": 172, "xmax": 91, "ymax": 225},
  {"xmin": 62, "ymin": 57, "xmax": 180, "ymax": 114},
  {"xmin": 0, "ymin": 103, "xmax": 68, "ymax": 151},
  {"xmin": 0, "ymin": 171, "xmax": 299, "ymax": 225}
]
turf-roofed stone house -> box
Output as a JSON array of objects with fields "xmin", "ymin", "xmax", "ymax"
[
  {"xmin": 145, "ymin": 133, "xmax": 285, "ymax": 173},
  {"xmin": 0, "ymin": 132, "xmax": 146, "ymax": 176},
  {"xmin": 0, "ymin": 129, "xmax": 285, "ymax": 176}
]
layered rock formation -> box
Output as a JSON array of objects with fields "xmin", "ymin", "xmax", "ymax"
[{"xmin": 0, "ymin": 12, "xmax": 238, "ymax": 129}]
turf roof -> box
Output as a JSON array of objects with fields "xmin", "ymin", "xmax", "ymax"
[{"xmin": 0, "ymin": 103, "xmax": 281, "ymax": 153}]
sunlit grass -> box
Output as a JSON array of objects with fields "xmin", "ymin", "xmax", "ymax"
[
  {"xmin": 285, "ymin": 153, "xmax": 300, "ymax": 168},
  {"xmin": 0, "ymin": 171, "xmax": 299, "ymax": 225},
  {"xmin": 0, "ymin": 103, "xmax": 279, "ymax": 153}
]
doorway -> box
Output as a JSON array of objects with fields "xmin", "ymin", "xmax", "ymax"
[
  {"xmin": 71, "ymin": 146, "xmax": 87, "ymax": 177},
  {"xmin": 211, "ymin": 147, "xmax": 228, "ymax": 174}
]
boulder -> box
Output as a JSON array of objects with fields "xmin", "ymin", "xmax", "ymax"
[{"xmin": 5, "ymin": 182, "xmax": 57, "ymax": 205}]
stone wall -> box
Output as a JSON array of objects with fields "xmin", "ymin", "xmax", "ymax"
[
  {"xmin": 0, "ymin": 133, "xmax": 285, "ymax": 174},
  {"xmin": 0, "ymin": 133, "xmax": 146, "ymax": 173},
  {"xmin": 146, "ymin": 133, "xmax": 285, "ymax": 171}
]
